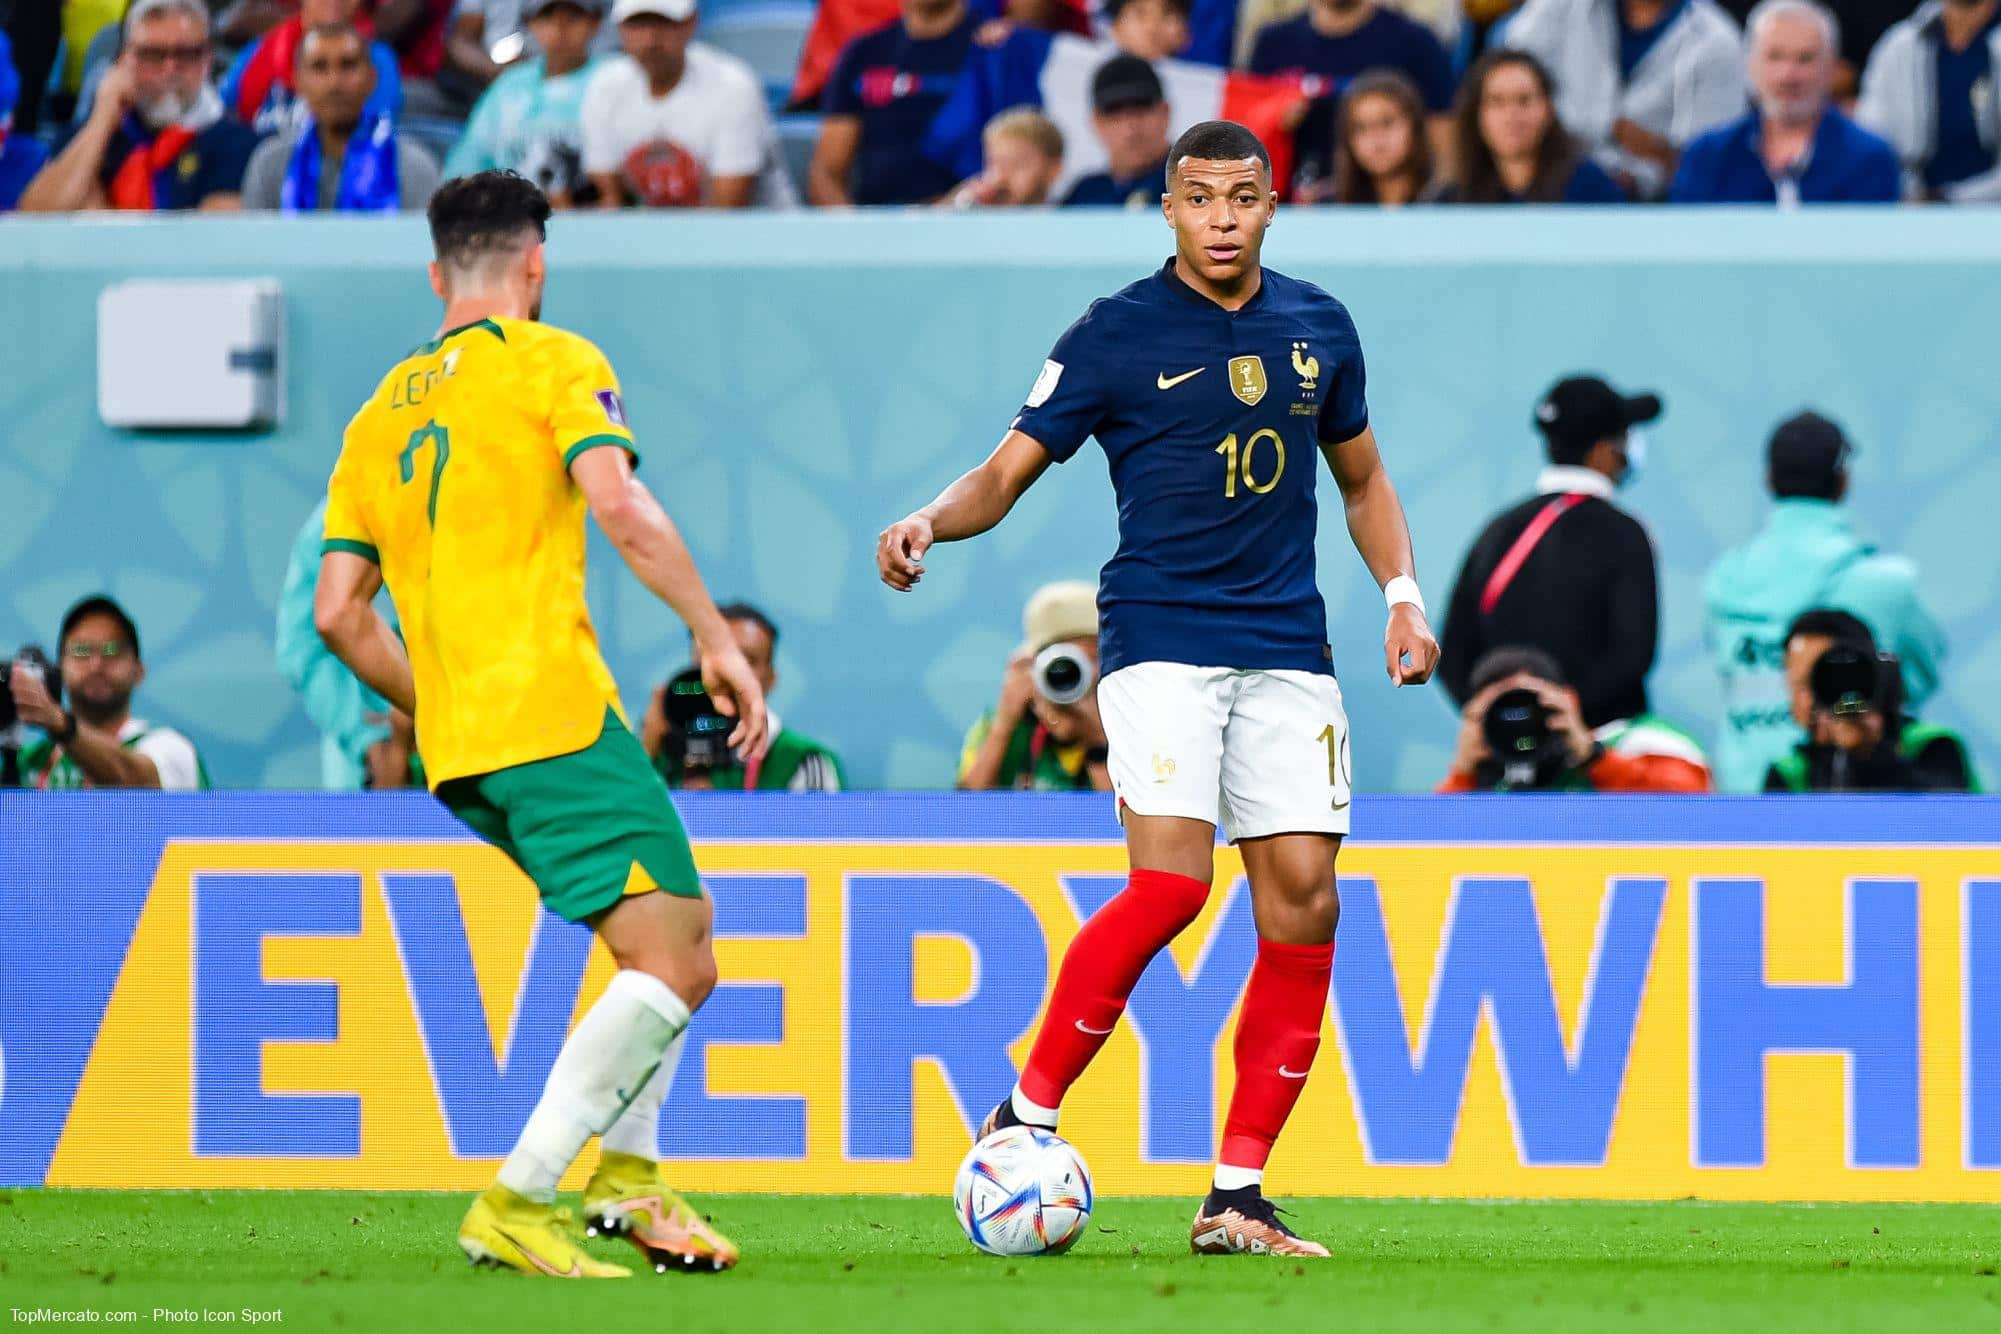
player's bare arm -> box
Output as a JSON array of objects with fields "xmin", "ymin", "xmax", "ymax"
[
  {"xmin": 570, "ymin": 444, "xmax": 770, "ymax": 758},
  {"xmin": 877, "ymin": 429, "xmax": 1053, "ymax": 591},
  {"xmin": 313, "ymin": 549, "xmax": 419, "ymax": 715},
  {"xmin": 1322, "ymin": 424, "xmax": 1439, "ymax": 687}
]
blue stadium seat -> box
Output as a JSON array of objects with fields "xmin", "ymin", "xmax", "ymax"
[
  {"xmin": 773, "ymin": 110, "xmax": 821, "ymax": 196},
  {"xmin": 702, "ymin": 2, "xmax": 816, "ymax": 106}
]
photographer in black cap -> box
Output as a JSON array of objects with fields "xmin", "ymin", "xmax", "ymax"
[
  {"xmin": 1765, "ymin": 609, "xmax": 1978, "ymax": 793},
  {"xmin": 1438, "ymin": 645, "xmax": 1711, "ymax": 793},
  {"xmin": 1440, "ymin": 374, "xmax": 1663, "ymax": 730}
]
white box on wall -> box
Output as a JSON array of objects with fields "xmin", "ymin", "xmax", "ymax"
[{"xmin": 97, "ymin": 279, "xmax": 286, "ymax": 429}]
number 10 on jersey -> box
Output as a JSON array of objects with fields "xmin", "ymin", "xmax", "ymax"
[{"xmin": 1216, "ymin": 429, "xmax": 1285, "ymax": 498}]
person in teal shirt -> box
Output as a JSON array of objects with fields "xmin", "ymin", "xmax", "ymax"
[
  {"xmin": 276, "ymin": 499, "xmax": 412, "ymax": 789},
  {"xmin": 443, "ymin": 0, "xmax": 605, "ymax": 204},
  {"xmin": 1703, "ymin": 411, "xmax": 1946, "ymax": 792}
]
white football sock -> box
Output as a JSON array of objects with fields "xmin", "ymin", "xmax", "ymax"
[
  {"xmin": 1212, "ymin": 1164, "xmax": 1263, "ymax": 1192},
  {"xmin": 497, "ymin": 970, "xmax": 690, "ymax": 1203},
  {"xmin": 598, "ymin": 1029, "xmax": 687, "ymax": 1160},
  {"xmin": 1010, "ymin": 1085, "xmax": 1060, "ymax": 1129}
]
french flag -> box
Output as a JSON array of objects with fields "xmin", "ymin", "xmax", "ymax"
[{"xmin": 923, "ymin": 31, "xmax": 1307, "ymax": 200}]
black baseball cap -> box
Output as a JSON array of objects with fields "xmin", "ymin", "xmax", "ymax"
[
  {"xmin": 1092, "ymin": 54, "xmax": 1165, "ymax": 113},
  {"xmin": 59, "ymin": 594, "xmax": 141, "ymax": 661},
  {"xmin": 1533, "ymin": 375, "xmax": 1662, "ymax": 456},
  {"xmin": 1767, "ymin": 410, "xmax": 1853, "ymax": 497}
]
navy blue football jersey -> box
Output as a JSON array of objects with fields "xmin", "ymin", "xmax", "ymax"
[{"xmin": 1011, "ymin": 260, "xmax": 1370, "ymax": 677}]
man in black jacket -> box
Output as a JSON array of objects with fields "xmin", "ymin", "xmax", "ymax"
[{"xmin": 1439, "ymin": 374, "xmax": 1662, "ymax": 729}]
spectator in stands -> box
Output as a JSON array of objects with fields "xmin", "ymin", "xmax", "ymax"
[
  {"xmin": 445, "ymin": 0, "xmax": 605, "ymax": 201},
  {"xmin": 1703, "ymin": 410, "xmax": 1946, "ymax": 792},
  {"xmin": 644, "ymin": 603, "xmax": 846, "ymax": 791},
  {"xmin": 1857, "ymin": 0, "xmax": 2001, "ymax": 201},
  {"xmin": 276, "ymin": 500, "xmax": 418, "ymax": 789},
  {"xmin": 1430, "ymin": 49, "xmax": 1626, "ymax": 201},
  {"xmin": 0, "ymin": 32, "xmax": 51, "ymax": 210},
  {"xmin": 1672, "ymin": 0, "xmax": 1899, "ymax": 203},
  {"xmin": 373, "ymin": 0, "xmax": 459, "ymax": 111},
  {"xmin": 221, "ymin": 0, "xmax": 403, "ymax": 133},
  {"xmin": 443, "ymin": 0, "xmax": 519, "ymax": 97},
  {"xmin": 943, "ymin": 104, "xmax": 1064, "ymax": 203},
  {"xmin": 1307, "ymin": 67, "xmax": 1432, "ymax": 202},
  {"xmin": 1438, "ymin": 646, "xmax": 1712, "ymax": 792},
  {"xmin": 20, "ymin": 0, "xmax": 260, "ymax": 211},
  {"xmin": 1247, "ymin": 0, "xmax": 1456, "ymax": 151},
  {"xmin": 1501, "ymin": 0, "xmax": 1744, "ymax": 198},
  {"xmin": 1060, "ymin": 53, "xmax": 1169, "ymax": 204},
  {"xmin": 7, "ymin": 595, "xmax": 209, "ymax": 790},
  {"xmin": 1767, "ymin": 609, "xmax": 1978, "ymax": 792},
  {"xmin": 1106, "ymin": 0, "xmax": 1194, "ymax": 60},
  {"xmin": 959, "ymin": 581, "xmax": 1111, "ymax": 791},
  {"xmin": 242, "ymin": 21, "xmax": 443, "ymax": 208},
  {"xmin": 581, "ymin": 0, "xmax": 791, "ymax": 206},
  {"xmin": 808, "ymin": 0, "xmax": 974, "ymax": 204},
  {"xmin": 1440, "ymin": 374, "xmax": 1662, "ymax": 730}
]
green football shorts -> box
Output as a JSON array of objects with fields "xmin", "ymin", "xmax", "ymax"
[{"xmin": 436, "ymin": 706, "xmax": 703, "ymax": 922}]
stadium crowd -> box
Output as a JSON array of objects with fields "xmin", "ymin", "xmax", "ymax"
[{"xmin": 3, "ymin": 0, "xmax": 1999, "ymax": 212}]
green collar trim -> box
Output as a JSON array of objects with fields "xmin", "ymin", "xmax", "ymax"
[{"xmin": 409, "ymin": 318, "xmax": 507, "ymax": 358}]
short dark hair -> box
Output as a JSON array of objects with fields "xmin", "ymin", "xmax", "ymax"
[
  {"xmin": 1785, "ymin": 608, "xmax": 1875, "ymax": 653},
  {"xmin": 1469, "ymin": 644, "xmax": 1566, "ymax": 694},
  {"xmin": 60, "ymin": 595, "xmax": 141, "ymax": 661},
  {"xmin": 1167, "ymin": 120, "xmax": 1271, "ymax": 186},
  {"xmin": 427, "ymin": 170, "xmax": 551, "ymax": 272},
  {"xmin": 1105, "ymin": 0, "xmax": 1193, "ymax": 21},
  {"xmin": 716, "ymin": 601, "xmax": 779, "ymax": 650}
]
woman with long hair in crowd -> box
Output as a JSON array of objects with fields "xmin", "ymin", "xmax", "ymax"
[
  {"xmin": 1317, "ymin": 70, "xmax": 1435, "ymax": 205},
  {"xmin": 1432, "ymin": 49, "xmax": 1625, "ymax": 204}
]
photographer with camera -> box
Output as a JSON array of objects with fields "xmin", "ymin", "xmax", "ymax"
[
  {"xmin": 1438, "ymin": 645, "xmax": 1711, "ymax": 793},
  {"xmin": 643, "ymin": 602, "xmax": 844, "ymax": 791},
  {"xmin": 1764, "ymin": 609, "xmax": 1978, "ymax": 793},
  {"xmin": 5, "ymin": 594, "xmax": 207, "ymax": 789},
  {"xmin": 958, "ymin": 580, "xmax": 1112, "ymax": 792}
]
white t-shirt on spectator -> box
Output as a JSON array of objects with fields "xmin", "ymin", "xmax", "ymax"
[
  {"xmin": 579, "ymin": 46, "xmax": 795, "ymax": 206},
  {"xmin": 124, "ymin": 718, "xmax": 203, "ymax": 791}
]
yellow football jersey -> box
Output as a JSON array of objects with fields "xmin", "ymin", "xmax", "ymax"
[{"xmin": 322, "ymin": 317, "xmax": 637, "ymax": 788}]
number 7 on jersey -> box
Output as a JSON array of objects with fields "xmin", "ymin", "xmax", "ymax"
[{"xmin": 400, "ymin": 421, "xmax": 451, "ymax": 525}]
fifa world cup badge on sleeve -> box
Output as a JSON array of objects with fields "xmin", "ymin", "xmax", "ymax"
[{"xmin": 1026, "ymin": 360, "xmax": 1063, "ymax": 408}]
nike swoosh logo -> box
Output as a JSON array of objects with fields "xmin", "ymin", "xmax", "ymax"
[
  {"xmin": 493, "ymin": 1225, "xmax": 581, "ymax": 1277},
  {"xmin": 1075, "ymin": 1019, "xmax": 1116, "ymax": 1036},
  {"xmin": 1278, "ymin": 1065, "xmax": 1310, "ymax": 1079},
  {"xmin": 1156, "ymin": 368, "xmax": 1204, "ymax": 390}
]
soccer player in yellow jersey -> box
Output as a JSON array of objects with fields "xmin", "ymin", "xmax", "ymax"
[{"xmin": 313, "ymin": 170, "xmax": 768, "ymax": 1279}]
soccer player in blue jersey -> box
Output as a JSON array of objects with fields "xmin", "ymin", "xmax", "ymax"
[{"xmin": 878, "ymin": 119, "xmax": 1437, "ymax": 1259}]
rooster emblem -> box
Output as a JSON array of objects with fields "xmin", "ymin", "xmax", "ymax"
[{"xmin": 1292, "ymin": 342, "xmax": 1320, "ymax": 393}]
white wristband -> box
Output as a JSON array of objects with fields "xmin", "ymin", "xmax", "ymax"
[{"xmin": 1383, "ymin": 575, "xmax": 1425, "ymax": 616}]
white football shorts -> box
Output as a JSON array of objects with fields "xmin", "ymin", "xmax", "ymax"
[{"xmin": 1096, "ymin": 661, "xmax": 1352, "ymax": 843}]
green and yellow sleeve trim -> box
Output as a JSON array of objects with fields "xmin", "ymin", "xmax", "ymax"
[
  {"xmin": 562, "ymin": 434, "xmax": 640, "ymax": 471},
  {"xmin": 322, "ymin": 538, "xmax": 380, "ymax": 563}
]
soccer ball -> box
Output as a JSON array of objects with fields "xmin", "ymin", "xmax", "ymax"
[{"xmin": 953, "ymin": 1125, "xmax": 1093, "ymax": 1257}]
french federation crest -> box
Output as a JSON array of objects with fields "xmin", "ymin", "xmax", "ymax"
[{"xmin": 1228, "ymin": 356, "xmax": 1267, "ymax": 406}]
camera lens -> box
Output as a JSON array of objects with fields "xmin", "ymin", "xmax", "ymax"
[{"xmin": 1032, "ymin": 642, "xmax": 1097, "ymax": 707}]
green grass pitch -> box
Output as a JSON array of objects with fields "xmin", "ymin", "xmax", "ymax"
[{"xmin": 3, "ymin": 1191, "xmax": 1997, "ymax": 1333}]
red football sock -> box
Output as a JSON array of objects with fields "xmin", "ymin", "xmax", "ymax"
[
  {"xmin": 1219, "ymin": 938, "xmax": 1335, "ymax": 1173},
  {"xmin": 1017, "ymin": 868, "xmax": 1212, "ymax": 1109}
]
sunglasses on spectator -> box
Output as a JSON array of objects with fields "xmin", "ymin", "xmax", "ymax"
[
  {"xmin": 65, "ymin": 641, "xmax": 131, "ymax": 660},
  {"xmin": 129, "ymin": 43, "xmax": 210, "ymax": 68}
]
